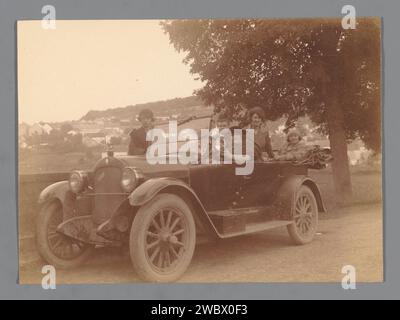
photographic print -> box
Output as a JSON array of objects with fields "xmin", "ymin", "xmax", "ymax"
[{"xmin": 17, "ymin": 18, "xmax": 382, "ymax": 284}]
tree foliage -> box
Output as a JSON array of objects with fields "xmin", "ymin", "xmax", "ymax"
[{"xmin": 162, "ymin": 18, "xmax": 381, "ymax": 151}]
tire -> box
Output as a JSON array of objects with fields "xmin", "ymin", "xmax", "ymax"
[
  {"xmin": 287, "ymin": 185, "xmax": 318, "ymax": 245},
  {"xmin": 35, "ymin": 201, "xmax": 93, "ymax": 269},
  {"xmin": 129, "ymin": 193, "xmax": 196, "ymax": 282}
]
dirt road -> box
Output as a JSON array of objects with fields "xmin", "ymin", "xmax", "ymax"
[{"xmin": 19, "ymin": 203, "xmax": 383, "ymax": 284}]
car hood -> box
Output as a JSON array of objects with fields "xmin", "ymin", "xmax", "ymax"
[{"xmin": 114, "ymin": 155, "xmax": 189, "ymax": 180}]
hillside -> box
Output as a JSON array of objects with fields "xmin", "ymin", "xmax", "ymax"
[{"xmin": 80, "ymin": 96, "xmax": 206, "ymax": 121}]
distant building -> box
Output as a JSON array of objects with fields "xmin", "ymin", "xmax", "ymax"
[
  {"xmin": 92, "ymin": 137, "xmax": 106, "ymax": 145},
  {"xmin": 28, "ymin": 123, "xmax": 43, "ymax": 135},
  {"xmin": 348, "ymin": 146, "xmax": 372, "ymax": 165},
  {"xmin": 28, "ymin": 122, "xmax": 53, "ymax": 135},
  {"xmin": 41, "ymin": 123, "xmax": 53, "ymax": 134},
  {"xmin": 67, "ymin": 129, "xmax": 80, "ymax": 136}
]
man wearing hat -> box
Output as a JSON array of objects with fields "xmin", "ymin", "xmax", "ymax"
[{"xmin": 128, "ymin": 108, "xmax": 155, "ymax": 155}]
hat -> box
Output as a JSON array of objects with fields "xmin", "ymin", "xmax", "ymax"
[
  {"xmin": 287, "ymin": 129, "xmax": 302, "ymax": 141},
  {"xmin": 248, "ymin": 106, "xmax": 265, "ymax": 121},
  {"xmin": 138, "ymin": 109, "xmax": 154, "ymax": 121}
]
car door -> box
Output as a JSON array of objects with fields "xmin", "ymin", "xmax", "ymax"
[
  {"xmin": 188, "ymin": 163, "xmax": 240, "ymax": 211},
  {"xmin": 234, "ymin": 161, "xmax": 283, "ymax": 209}
]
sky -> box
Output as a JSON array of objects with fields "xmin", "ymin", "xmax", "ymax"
[{"xmin": 17, "ymin": 20, "xmax": 203, "ymax": 124}]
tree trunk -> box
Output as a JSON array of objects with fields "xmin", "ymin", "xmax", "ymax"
[
  {"xmin": 326, "ymin": 94, "xmax": 353, "ymax": 206},
  {"xmin": 318, "ymin": 39, "xmax": 353, "ymax": 206}
]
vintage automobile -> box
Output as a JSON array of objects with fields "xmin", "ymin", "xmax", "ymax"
[{"xmin": 36, "ymin": 118, "xmax": 328, "ymax": 282}]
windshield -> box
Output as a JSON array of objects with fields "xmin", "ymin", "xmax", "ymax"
[
  {"xmin": 146, "ymin": 116, "xmax": 254, "ymax": 162},
  {"xmin": 152, "ymin": 116, "xmax": 212, "ymax": 155}
]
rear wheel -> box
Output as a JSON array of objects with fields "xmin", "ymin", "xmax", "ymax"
[
  {"xmin": 36, "ymin": 201, "xmax": 93, "ymax": 268},
  {"xmin": 287, "ymin": 186, "xmax": 318, "ymax": 245},
  {"xmin": 129, "ymin": 193, "xmax": 196, "ymax": 282}
]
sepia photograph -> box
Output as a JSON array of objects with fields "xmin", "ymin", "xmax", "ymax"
[{"xmin": 17, "ymin": 18, "xmax": 382, "ymax": 284}]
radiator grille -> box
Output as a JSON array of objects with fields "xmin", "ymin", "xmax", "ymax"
[{"xmin": 93, "ymin": 167, "xmax": 125, "ymax": 224}]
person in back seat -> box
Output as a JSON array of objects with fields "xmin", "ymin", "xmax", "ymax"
[
  {"xmin": 244, "ymin": 106, "xmax": 274, "ymax": 161},
  {"xmin": 275, "ymin": 129, "xmax": 308, "ymax": 161}
]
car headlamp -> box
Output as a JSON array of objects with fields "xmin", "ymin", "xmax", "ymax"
[
  {"xmin": 121, "ymin": 167, "xmax": 141, "ymax": 193},
  {"xmin": 69, "ymin": 170, "xmax": 88, "ymax": 194}
]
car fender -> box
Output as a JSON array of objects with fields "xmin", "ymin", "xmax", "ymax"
[
  {"xmin": 38, "ymin": 180, "xmax": 80, "ymax": 221},
  {"xmin": 128, "ymin": 177, "xmax": 220, "ymax": 238},
  {"xmin": 273, "ymin": 175, "xmax": 326, "ymax": 220},
  {"xmin": 129, "ymin": 177, "xmax": 187, "ymax": 206},
  {"xmin": 38, "ymin": 180, "xmax": 71, "ymax": 204}
]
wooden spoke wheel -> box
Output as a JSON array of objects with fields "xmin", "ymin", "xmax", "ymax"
[
  {"xmin": 36, "ymin": 201, "xmax": 93, "ymax": 268},
  {"xmin": 129, "ymin": 194, "xmax": 196, "ymax": 282},
  {"xmin": 287, "ymin": 186, "xmax": 318, "ymax": 245}
]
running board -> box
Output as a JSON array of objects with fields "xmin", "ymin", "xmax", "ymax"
[
  {"xmin": 219, "ymin": 220, "xmax": 293, "ymax": 238},
  {"xmin": 209, "ymin": 206, "xmax": 269, "ymax": 217},
  {"xmin": 208, "ymin": 207, "xmax": 292, "ymax": 237}
]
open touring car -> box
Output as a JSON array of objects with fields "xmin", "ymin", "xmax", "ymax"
[{"xmin": 36, "ymin": 117, "xmax": 328, "ymax": 282}]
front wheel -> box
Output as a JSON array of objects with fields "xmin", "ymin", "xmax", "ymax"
[
  {"xmin": 36, "ymin": 201, "xmax": 93, "ymax": 268},
  {"xmin": 287, "ymin": 185, "xmax": 318, "ymax": 245},
  {"xmin": 129, "ymin": 193, "xmax": 196, "ymax": 282}
]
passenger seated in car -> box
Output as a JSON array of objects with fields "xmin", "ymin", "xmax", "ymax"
[
  {"xmin": 275, "ymin": 129, "xmax": 308, "ymax": 161},
  {"xmin": 244, "ymin": 106, "xmax": 274, "ymax": 161},
  {"xmin": 209, "ymin": 105, "xmax": 231, "ymax": 130},
  {"xmin": 128, "ymin": 109, "xmax": 155, "ymax": 155},
  {"xmin": 210, "ymin": 113, "xmax": 234, "ymax": 162}
]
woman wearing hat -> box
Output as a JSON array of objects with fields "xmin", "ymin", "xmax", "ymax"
[
  {"xmin": 128, "ymin": 108, "xmax": 155, "ymax": 155},
  {"xmin": 275, "ymin": 129, "xmax": 308, "ymax": 161},
  {"xmin": 245, "ymin": 106, "xmax": 274, "ymax": 160}
]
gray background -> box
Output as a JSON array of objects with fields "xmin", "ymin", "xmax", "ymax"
[{"xmin": 0, "ymin": 0, "xmax": 397, "ymax": 299}]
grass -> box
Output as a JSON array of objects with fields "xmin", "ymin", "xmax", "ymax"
[{"xmin": 309, "ymin": 166, "xmax": 382, "ymax": 210}]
